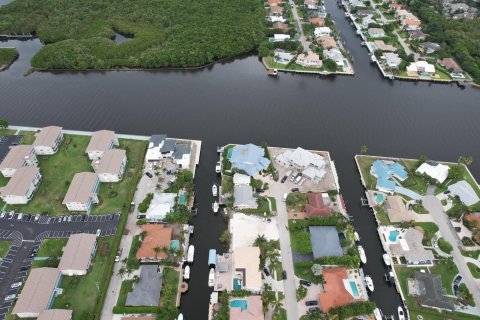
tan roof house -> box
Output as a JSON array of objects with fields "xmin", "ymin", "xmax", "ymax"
[
  {"xmin": 230, "ymin": 295, "xmax": 264, "ymax": 320},
  {"xmin": 304, "ymin": 0, "xmax": 319, "ymax": 9},
  {"xmin": 270, "ymin": 5, "xmax": 284, "ymax": 15},
  {"xmin": 272, "ymin": 22, "xmax": 289, "ymax": 32},
  {"xmin": 318, "ymin": 35, "xmax": 337, "ymax": 49},
  {"xmin": 403, "ymin": 18, "xmax": 421, "ymax": 30},
  {"xmin": 33, "ymin": 126, "xmax": 63, "ymax": 155},
  {"xmin": 62, "ymin": 172, "xmax": 99, "ymax": 212},
  {"xmin": 92, "ymin": 149, "xmax": 127, "ymax": 183},
  {"xmin": 0, "ymin": 166, "xmax": 41, "ymax": 204},
  {"xmin": 85, "ymin": 130, "xmax": 119, "ymax": 160},
  {"xmin": 12, "ymin": 268, "xmax": 62, "ymax": 318},
  {"xmin": 37, "ymin": 310, "xmax": 73, "ymax": 320},
  {"xmin": 385, "ymin": 195, "xmax": 411, "ymax": 222},
  {"xmin": 310, "ymin": 17, "xmax": 325, "ymax": 26},
  {"xmin": 136, "ymin": 224, "xmax": 173, "ymax": 262},
  {"xmin": 296, "ymin": 52, "xmax": 322, "ymax": 68},
  {"xmin": 232, "ymin": 247, "xmax": 262, "ymax": 293},
  {"xmin": 0, "ymin": 145, "xmax": 38, "ymax": 178},
  {"xmin": 374, "ymin": 40, "xmax": 397, "ymax": 52},
  {"xmin": 58, "ymin": 233, "xmax": 97, "ymax": 276}
]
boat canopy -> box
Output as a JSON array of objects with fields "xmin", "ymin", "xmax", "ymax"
[{"xmin": 208, "ymin": 249, "xmax": 217, "ymax": 266}]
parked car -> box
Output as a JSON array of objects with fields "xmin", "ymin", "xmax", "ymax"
[
  {"xmin": 0, "ymin": 212, "xmax": 5, "ymax": 219},
  {"xmin": 10, "ymin": 282, "xmax": 22, "ymax": 289},
  {"xmin": 305, "ymin": 300, "xmax": 318, "ymax": 306},
  {"xmin": 115, "ymin": 255, "xmax": 121, "ymax": 262},
  {"xmin": 67, "ymin": 216, "xmax": 72, "ymax": 222},
  {"xmin": 62, "ymin": 216, "xmax": 68, "ymax": 222},
  {"xmin": 7, "ymin": 212, "xmax": 14, "ymax": 219},
  {"xmin": 282, "ymin": 193, "xmax": 288, "ymax": 202},
  {"xmin": 20, "ymin": 266, "xmax": 29, "ymax": 272},
  {"xmin": 4, "ymin": 294, "xmax": 16, "ymax": 301},
  {"xmin": 17, "ymin": 213, "xmax": 23, "ymax": 220},
  {"xmin": 282, "ymin": 270, "xmax": 287, "ymax": 280},
  {"xmin": 263, "ymin": 268, "xmax": 271, "ymax": 277},
  {"xmin": 289, "ymin": 173, "xmax": 297, "ymax": 182},
  {"xmin": 145, "ymin": 172, "xmax": 153, "ymax": 178},
  {"xmin": 281, "ymin": 175, "xmax": 288, "ymax": 183},
  {"xmin": 298, "ymin": 178, "xmax": 306, "ymax": 186},
  {"xmin": 291, "ymin": 188, "xmax": 300, "ymax": 192},
  {"xmin": 300, "ymin": 279, "xmax": 311, "ymax": 287},
  {"xmin": 34, "ymin": 215, "xmax": 39, "ymax": 222},
  {"xmin": 294, "ymin": 174, "xmax": 302, "ymax": 184},
  {"xmin": 96, "ymin": 229, "xmax": 102, "ymax": 237}
]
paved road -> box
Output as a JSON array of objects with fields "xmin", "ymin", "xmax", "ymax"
[
  {"xmin": 423, "ymin": 191, "xmax": 480, "ymax": 310},
  {"xmin": 288, "ymin": 0, "xmax": 310, "ymax": 52}
]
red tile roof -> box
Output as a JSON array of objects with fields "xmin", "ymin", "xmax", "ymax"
[
  {"xmin": 268, "ymin": 0, "xmax": 282, "ymax": 5},
  {"xmin": 310, "ymin": 17, "xmax": 325, "ymax": 26},
  {"xmin": 441, "ymin": 58, "xmax": 463, "ymax": 73},
  {"xmin": 305, "ymin": 193, "xmax": 332, "ymax": 217},
  {"xmin": 136, "ymin": 224, "xmax": 173, "ymax": 260},
  {"xmin": 318, "ymin": 267, "xmax": 354, "ymax": 313}
]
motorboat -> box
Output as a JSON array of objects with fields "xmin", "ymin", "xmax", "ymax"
[
  {"xmin": 208, "ymin": 268, "xmax": 215, "ymax": 287},
  {"xmin": 365, "ymin": 275, "xmax": 374, "ymax": 292},
  {"xmin": 373, "ymin": 308, "xmax": 382, "ymax": 320},
  {"xmin": 212, "ymin": 184, "xmax": 218, "ymax": 197},
  {"xmin": 187, "ymin": 245, "xmax": 195, "ymax": 263},
  {"xmin": 184, "ymin": 265, "xmax": 190, "ymax": 280},
  {"xmin": 358, "ymin": 245, "xmax": 367, "ymax": 264},
  {"xmin": 382, "ymin": 253, "xmax": 391, "ymax": 266},
  {"xmin": 212, "ymin": 201, "xmax": 219, "ymax": 213},
  {"xmin": 397, "ymin": 306, "xmax": 405, "ymax": 320},
  {"xmin": 188, "ymin": 225, "xmax": 194, "ymax": 235},
  {"xmin": 354, "ymin": 231, "xmax": 360, "ymax": 242},
  {"xmin": 177, "ymin": 314, "xmax": 183, "ymax": 320},
  {"xmin": 385, "ymin": 271, "xmax": 395, "ymax": 285},
  {"xmin": 267, "ymin": 69, "xmax": 278, "ymax": 77}
]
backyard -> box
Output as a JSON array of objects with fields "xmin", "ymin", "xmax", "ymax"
[
  {"xmin": 160, "ymin": 267, "xmax": 180, "ymax": 307},
  {"xmin": 240, "ymin": 196, "xmax": 273, "ymax": 216},
  {"xmin": 356, "ymin": 155, "xmax": 377, "ymax": 190},
  {"xmin": 286, "ymin": 192, "xmax": 307, "ymax": 212},
  {"xmin": 36, "ymin": 238, "xmax": 68, "ymax": 258},
  {"xmin": 18, "ymin": 130, "xmax": 36, "ymax": 144}
]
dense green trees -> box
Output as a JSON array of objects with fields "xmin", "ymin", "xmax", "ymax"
[
  {"xmin": 0, "ymin": 0, "xmax": 266, "ymax": 69},
  {"xmin": 0, "ymin": 48, "xmax": 18, "ymax": 67}
]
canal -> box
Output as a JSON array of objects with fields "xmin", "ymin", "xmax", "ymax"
[{"xmin": 1, "ymin": 4, "xmax": 480, "ymax": 319}]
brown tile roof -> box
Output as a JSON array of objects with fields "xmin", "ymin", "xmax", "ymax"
[
  {"xmin": 310, "ymin": 17, "xmax": 325, "ymax": 26},
  {"xmin": 92, "ymin": 149, "xmax": 126, "ymax": 174},
  {"xmin": 405, "ymin": 18, "xmax": 421, "ymax": 26},
  {"xmin": 136, "ymin": 224, "xmax": 173, "ymax": 259},
  {"xmin": 12, "ymin": 268, "xmax": 61, "ymax": 316},
  {"xmin": 390, "ymin": 3, "xmax": 403, "ymax": 9},
  {"xmin": 0, "ymin": 166, "xmax": 40, "ymax": 197},
  {"xmin": 318, "ymin": 35, "xmax": 337, "ymax": 49},
  {"xmin": 58, "ymin": 233, "xmax": 97, "ymax": 273},
  {"xmin": 441, "ymin": 58, "xmax": 463, "ymax": 72},
  {"xmin": 272, "ymin": 22, "xmax": 289, "ymax": 31},
  {"xmin": 33, "ymin": 126, "xmax": 62, "ymax": 148},
  {"xmin": 62, "ymin": 172, "xmax": 98, "ymax": 204},
  {"xmin": 465, "ymin": 213, "xmax": 480, "ymax": 227},
  {"xmin": 86, "ymin": 130, "xmax": 116, "ymax": 153},
  {"xmin": 37, "ymin": 309, "xmax": 73, "ymax": 320},
  {"xmin": 318, "ymin": 267, "xmax": 354, "ymax": 313},
  {"xmin": 268, "ymin": 0, "xmax": 282, "ymax": 5},
  {"xmin": 271, "ymin": 6, "xmax": 284, "ymax": 13},
  {"xmin": 305, "ymin": 193, "xmax": 331, "ymax": 217},
  {"xmin": 0, "ymin": 145, "xmax": 35, "ymax": 170}
]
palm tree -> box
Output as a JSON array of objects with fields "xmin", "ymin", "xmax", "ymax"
[
  {"xmin": 360, "ymin": 145, "xmax": 368, "ymax": 154},
  {"xmin": 458, "ymin": 155, "xmax": 474, "ymax": 166},
  {"xmin": 153, "ymin": 246, "xmax": 162, "ymax": 259},
  {"xmin": 168, "ymin": 247, "xmax": 179, "ymax": 263},
  {"xmin": 117, "ymin": 266, "xmax": 126, "ymax": 279},
  {"xmin": 140, "ymin": 230, "xmax": 147, "ymax": 240}
]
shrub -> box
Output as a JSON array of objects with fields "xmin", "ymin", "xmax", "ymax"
[
  {"xmin": 438, "ymin": 238, "xmax": 453, "ymax": 253},
  {"xmin": 138, "ymin": 193, "xmax": 153, "ymax": 213},
  {"xmin": 296, "ymin": 285, "xmax": 307, "ymax": 301}
]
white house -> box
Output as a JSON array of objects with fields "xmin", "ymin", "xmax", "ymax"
[
  {"xmin": 323, "ymin": 48, "xmax": 346, "ymax": 67},
  {"xmin": 233, "ymin": 184, "xmax": 257, "ymax": 209},
  {"xmin": 383, "ymin": 52, "xmax": 402, "ymax": 68},
  {"xmin": 232, "ymin": 247, "xmax": 262, "ymax": 293},
  {"xmin": 58, "ymin": 233, "xmax": 97, "ymax": 276},
  {"xmin": 85, "ymin": 130, "xmax": 119, "ymax": 160},
  {"xmin": 173, "ymin": 144, "xmax": 191, "ymax": 169},
  {"xmin": 416, "ymin": 162, "xmax": 449, "ymax": 184},
  {"xmin": 269, "ymin": 16, "xmax": 286, "ymax": 23},
  {"xmin": 145, "ymin": 193, "xmax": 176, "ymax": 222},
  {"xmin": 274, "ymin": 49, "xmax": 295, "ymax": 64},
  {"xmin": 233, "ymin": 173, "xmax": 251, "ymax": 186},
  {"xmin": 33, "ymin": 126, "xmax": 63, "ymax": 155},
  {"xmin": 91, "ymin": 149, "xmax": 127, "ymax": 182},
  {"xmin": 275, "ymin": 147, "xmax": 327, "ymax": 182},
  {"xmin": 274, "ymin": 34, "xmax": 291, "ymax": 42},
  {"xmin": 368, "ymin": 28, "xmax": 385, "ymax": 38},
  {"xmin": 406, "ymin": 61, "xmax": 435, "ymax": 75},
  {"xmin": 0, "ymin": 167, "xmax": 41, "ymax": 204},
  {"xmin": 314, "ymin": 26, "xmax": 332, "ymax": 37},
  {"xmin": 62, "ymin": 172, "xmax": 99, "ymax": 212},
  {"xmin": 304, "ymin": 0, "xmax": 319, "ymax": 10},
  {"xmin": 0, "ymin": 145, "xmax": 38, "ymax": 178},
  {"xmin": 296, "ymin": 52, "xmax": 322, "ymax": 67}
]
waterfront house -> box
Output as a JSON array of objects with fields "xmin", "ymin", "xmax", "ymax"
[
  {"xmin": 228, "ymin": 144, "xmax": 270, "ymax": 176},
  {"xmin": 304, "ymin": 0, "xmax": 318, "ymax": 10},
  {"xmin": 0, "ymin": 166, "xmax": 41, "ymax": 204},
  {"xmin": 448, "ymin": 180, "xmax": 480, "ymax": 206},
  {"xmin": 388, "ymin": 228, "xmax": 434, "ymax": 266},
  {"xmin": 370, "ymin": 160, "xmax": 408, "ymax": 194},
  {"xmin": 368, "ymin": 28, "xmax": 385, "ymax": 38},
  {"xmin": 305, "ymin": 193, "xmax": 332, "ymax": 218},
  {"xmin": 232, "ymin": 247, "xmax": 262, "ymax": 293},
  {"xmin": 310, "ymin": 17, "xmax": 325, "ymax": 26},
  {"xmin": 323, "ymin": 48, "xmax": 346, "ymax": 67},
  {"xmin": 374, "ymin": 40, "xmax": 397, "ymax": 52},
  {"xmin": 420, "ymin": 42, "xmax": 441, "ymax": 54},
  {"xmin": 349, "ymin": 0, "xmax": 366, "ymax": 8},
  {"xmin": 403, "ymin": 18, "xmax": 421, "ymax": 31},
  {"xmin": 37, "ymin": 310, "xmax": 73, "ymax": 320},
  {"xmin": 296, "ymin": 52, "xmax": 322, "ymax": 68},
  {"xmin": 172, "ymin": 143, "xmax": 192, "ymax": 169},
  {"xmin": 356, "ymin": 9, "xmax": 376, "ymax": 15},
  {"xmin": 233, "ymin": 173, "xmax": 251, "ymax": 186},
  {"xmin": 395, "ymin": 9, "xmax": 417, "ymax": 20},
  {"xmin": 125, "ymin": 265, "xmax": 163, "ymax": 307},
  {"xmin": 383, "ymin": 52, "xmax": 402, "ymax": 69},
  {"xmin": 440, "ymin": 58, "xmax": 463, "ymax": 73},
  {"xmin": 92, "ymin": 149, "xmax": 127, "ymax": 182},
  {"xmin": 33, "ymin": 126, "xmax": 63, "ymax": 155},
  {"xmin": 85, "ymin": 130, "xmax": 118, "ymax": 160},
  {"xmin": 410, "ymin": 272, "xmax": 455, "ymax": 311},
  {"xmin": 233, "ymin": 184, "xmax": 257, "ymax": 209},
  {"xmin": 273, "ymin": 33, "xmax": 291, "ymax": 42},
  {"xmin": 361, "ymin": 15, "xmax": 376, "ymax": 29},
  {"xmin": 390, "ymin": 3, "xmax": 403, "ymax": 10},
  {"xmin": 62, "ymin": 172, "xmax": 99, "ymax": 212},
  {"xmin": 0, "ymin": 145, "xmax": 38, "ymax": 178},
  {"xmin": 406, "ymin": 61, "xmax": 435, "ymax": 75},
  {"xmin": 318, "ymin": 35, "xmax": 337, "ymax": 49},
  {"xmin": 272, "ymin": 22, "xmax": 289, "ymax": 32},
  {"xmin": 275, "ymin": 147, "xmax": 327, "ymax": 182},
  {"xmin": 58, "ymin": 233, "xmax": 97, "ymax": 276},
  {"xmin": 318, "ymin": 267, "xmax": 355, "ymax": 313},
  {"xmin": 145, "ymin": 134, "xmax": 174, "ymax": 161},
  {"xmin": 230, "ymin": 295, "xmax": 264, "ymax": 320},
  {"xmin": 415, "ymin": 161, "xmax": 449, "ymax": 183},
  {"xmin": 274, "ymin": 49, "xmax": 295, "ymax": 64},
  {"xmin": 145, "ymin": 192, "xmax": 176, "ymax": 222},
  {"xmin": 314, "ymin": 26, "xmax": 332, "ymax": 37},
  {"xmin": 385, "ymin": 195, "xmax": 411, "ymax": 222},
  {"xmin": 309, "ymin": 226, "xmax": 343, "ymax": 259},
  {"xmin": 270, "ymin": 5, "xmax": 284, "ymax": 16},
  {"xmin": 408, "ymin": 29, "xmax": 426, "ymax": 40},
  {"xmin": 136, "ymin": 224, "xmax": 173, "ymax": 262},
  {"xmin": 12, "ymin": 268, "xmax": 62, "ymax": 318}
]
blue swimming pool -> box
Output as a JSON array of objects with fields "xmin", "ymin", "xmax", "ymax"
[
  {"xmin": 230, "ymin": 299, "xmax": 248, "ymax": 311},
  {"xmin": 178, "ymin": 193, "xmax": 187, "ymax": 205},
  {"xmin": 349, "ymin": 281, "xmax": 359, "ymax": 297},
  {"xmin": 389, "ymin": 230, "xmax": 400, "ymax": 242},
  {"xmin": 376, "ymin": 193, "xmax": 384, "ymax": 204}
]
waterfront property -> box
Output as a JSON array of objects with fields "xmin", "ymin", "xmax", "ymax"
[
  {"xmin": 145, "ymin": 134, "xmax": 192, "ymax": 168},
  {"xmin": 305, "ymin": 192, "xmax": 332, "ymax": 218},
  {"xmin": 0, "ymin": 145, "xmax": 38, "ymax": 177},
  {"xmin": 136, "ymin": 224, "xmax": 173, "ymax": 262},
  {"xmin": 91, "ymin": 149, "xmax": 127, "ymax": 182},
  {"xmin": 370, "ymin": 160, "xmax": 408, "ymax": 194},
  {"xmin": 144, "ymin": 192, "xmax": 176, "ymax": 222},
  {"xmin": 447, "ymin": 180, "xmax": 480, "ymax": 206},
  {"xmin": 228, "ymin": 144, "xmax": 270, "ymax": 176},
  {"xmin": 0, "ymin": 166, "xmax": 41, "ymax": 204},
  {"xmin": 275, "ymin": 147, "xmax": 327, "ymax": 183},
  {"xmin": 380, "ymin": 227, "xmax": 434, "ymax": 266},
  {"xmin": 33, "ymin": 126, "xmax": 63, "ymax": 155},
  {"xmin": 309, "ymin": 226, "xmax": 343, "ymax": 259},
  {"xmin": 232, "ymin": 246, "xmax": 262, "ymax": 293},
  {"xmin": 62, "ymin": 172, "xmax": 99, "ymax": 212},
  {"xmin": 230, "ymin": 295, "xmax": 264, "ymax": 320},
  {"xmin": 125, "ymin": 265, "xmax": 162, "ymax": 307},
  {"xmin": 233, "ymin": 184, "xmax": 257, "ymax": 210},
  {"xmin": 85, "ymin": 130, "xmax": 119, "ymax": 160},
  {"xmin": 415, "ymin": 161, "xmax": 449, "ymax": 184},
  {"xmin": 408, "ymin": 271, "xmax": 455, "ymax": 311},
  {"xmin": 318, "ymin": 267, "xmax": 356, "ymax": 313},
  {"xmin": 58, "ymin": 233, "xmax": 97, "ymax": 276}
]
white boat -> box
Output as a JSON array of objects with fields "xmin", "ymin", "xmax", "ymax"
[
  {"xmin": 354, "ymin": 231, "xmax": 360, "ymax": 242},
  {"xmin": 385, "ymin": 271, "xmax": 395, "ymax": 285},
  {"xmin": 184, "ymin": 265, "xmax": 190, "ymax": 280},
  {"xmin": 177, "ymin": 314, "xmax": 183, "ymax": 320},
  {"xmin": 373, "ymin": 308, "xmax": 382, "ymax": 320},
  {"xmin": 397, "ymin": 306, "xmax": 405, "ymax": 320},
  {"xmin": 365, "ymin": 275, "xmax": 374, "ymax": 292},
  {"xmin": 358, "ymin": 245, "xmax": 367, "ymax": 264},
  {"xmin": 212, "ymin": 184, "xmax": 218, "ymax": 197},
  {"xmin": 208, "ymin": 268, "xmax": 215, "ymax": 287},
  {"xmin": 212, "ymin": 201, "xmax": 219, "ymax": 213},
  {"xmin": 383, "ymin": 253, "xmax": 391, "ymax": 266},
  {"xmin": 188, "ymin": 225, "xmax": 194, "ymax": 234},
  {"xmin": 187, "ymin": 245, "xmax": 195, "ymax": 263}
]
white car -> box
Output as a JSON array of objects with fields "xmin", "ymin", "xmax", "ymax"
[
  {"xmin": 4, "ymin": 294, "xmax": 16, "ymax": 301},
  {"xmin": 0, "ymin": 212, "xmax": 5, "ymax": 219},
  {"xmin": 115, "ymin": 255, "xmax": 121, "ymax": 262},
  {"xmin": 96, "ymin": 229, "xmax": 102, "ymax": 237},
  {"xmin": 10, "ymin": 282, "xmax": 22, "ymax": 289},
  {"xmin": 215, "ymin": 161, "xmax": 221, "ymax": 173}
]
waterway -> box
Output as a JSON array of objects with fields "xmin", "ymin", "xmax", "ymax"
[{"xmin": 1, "ymin": 1, "xmax": 480, "ymax": 319}]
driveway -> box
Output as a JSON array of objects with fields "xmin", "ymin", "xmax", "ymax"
[{"xmin": 288, "ymin": 0, "xmax": 310, "ymax": 52}]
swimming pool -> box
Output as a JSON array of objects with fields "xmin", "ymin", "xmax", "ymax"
[
  {"xmin": 178, "ymin": 193, "xmax": 187, "ymax": 205},
  {"xmin": 170, "ymin": 240, "xmax": 180, "ymax": 250},
  {"xmin": 230, "ymin": 299, "xmax": 248, "ymax": 311},
  {"xmin": 376, "ymin": 193, "xmax": 384, "ymax": 204},
  {"xmin": 349, "ymin": 281, "xmax": 359, "ymax": 297},
  {"xmin": 389, "ymin": 230, "xmax": 400, "ymax": 242}
]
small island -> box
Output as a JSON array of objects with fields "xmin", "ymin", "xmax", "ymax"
[{"xmin": 0, "ymin": 47, "xmax": 18, "ymax": 71}]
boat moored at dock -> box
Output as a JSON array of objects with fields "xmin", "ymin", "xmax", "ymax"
[
  {"xmin": 365, "ymin": 275, "xmax": 374, "ymax": 292},
  {"xmin": 267, "ymin": 69, "xmax": 278, "ymax": 77},
  {"xmin": 383, "ymin": 253, "xmax": 391, "ymax": 266},
  {"xmin": 212, "ymin": 201, "xmax": 219, "ymax": 213},
  {"xmin": 373, "ymin": 308, "xmax": 382, "ymax": 320},
  {"xmin": 212, "ymin": 184, "xmax": 218, "ymax": 197},
  {"xmin": 208, "ymin": 268, "xmax": 215, "ymax": 287},
  {"xmin": 358, "ymin": 245, "xmax": 367, "ymax": 264},
  {"xmin": 187, "ymin": 245, "xmax": 195, "ymax": 263},
  {"xmin": 184, "ymin": 265, "xmax": 190, "ymax": 280}
]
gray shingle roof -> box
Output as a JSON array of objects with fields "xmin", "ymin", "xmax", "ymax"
[
  {"xmin": 415, "ymin": 272, "xmax": 455, "ymax": 311},
  {"xmin": 173, "ymin": 144, "xmax": 191, "ymax": 159},
  {"xmin": 309, "ymin": 226, "xmax": 343, "ymax": 259},
  {"xmin": 149, "ymin": 135, "xmax": 166, "ymax": 147},
  {"xmin": 161, "ymin": 139, "xmax": 176, "ymax": 152}
]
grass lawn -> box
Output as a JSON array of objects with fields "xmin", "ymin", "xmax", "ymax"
[
  {"xmin": 293, "ymin": 262, "xmax": 322, "ymax": 284},
  {"xmin": 0, "ymin": 129, "xmax": 16, "ymax": 137},
  {"xmin": 461, "ymin": 250, "xmax": 480, "ymax": 259},
  {"xmin": 268, "ymin": 197, "xmax": 277, "ymax": 212},
  {"xmin": 240, "ymin": 197, "xmax": 271, "ymax": 216},
  {"xmin": 160, "ymin": 267, "xmax": 180, "ymax": 307},
  {"xmin": 374, "ymin": 205, "xmax": 391, "ymax": 225},
  {"xmin": 356, "ymin": 156, "xmax": 377, "ymax": 190},
  {"xmin": 430, "ymin": 258, "xmax": 459, "ymax": 295},
  {"xmin": 286, "ymin": 192, "xmax": 307, "ymax": 212},
  {"xmin": 19, "ymin": 130, "xmax": 37, "ymax": 144},
  {"xmin": 221, "ymin": 176, "xmax": 233, "ymax": 195},
  {"xmin": 272, "ymin": 308, "xmax": 287, "ymax": 320},
  {"xmin": 412, "ymin": 202, "xmax": 429, "ymax": 214},
  {"xmin": 37, "ymin": 238, "xmax": 68, "ymax": 258},
  {"xmin": 53, "ymin": 237, "xmax": 114, "ymax": 320},
  {"xmin": 467, "ymin": 263, "xmax": 480, "ymax": 279},
  {"xmin": 438, "ymin": 237, "xmax": 453, "ymax": 254},
  {"xmin": 0, "ymin": 240, "xmax": 11, "ymax": 259},
  {"xmin": 116, "ymin": 280, "xmax": 134, "ymax": 307},
  {"xmin": 400, "ymin": 159, "xmax": 428, "ymax": 195},
  {"xmin": 414, "ymin": 222, "xmax": 439, "ymax": 245}
]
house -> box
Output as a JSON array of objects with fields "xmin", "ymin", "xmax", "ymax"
[
  {"xmin": 368, "ymin": 28, "xmax": 385, "ymax": 38},
  {"xmin": 274, "ymin": 49, "xmax": 295, "ymax": 64},
  {"xmin": 406, "ymin": 61, "xmax": 435, "ymax": 75},
  {"xmin": 230, "ymin": 295, "xmax": 264, "ymax": 320},
  {"xmin": 448, "ymin": 180, "xmax": 480, "ymax": 206},
  {"xmin": 91, "ymin": 149, "xmax": 127, "ymax": 182},
  {"xmin": 272, "ymin": 22, "xmax": 289, "ymax": 32},
  {"xmin": 268, "ymin": 0, "xmax": 282, "ymax": 5},
  {"xmin": 37, "ymin": 310, "xmax": 73, "ymax": 320},
  {"xmin": 12, "ymin": 268, "xmax": 62, "ymax": 318},
  {"xmin": 385, "ymin": 195, "xmax": 411, "ymax": 222},
  {"xmin": 415, "ymin": 161, "xmax": 449, "ymax": 183},
  {"xmin": 323, "ymin": 48, "xmax": 346, "ymax": 67},
  {"xmin": 33, "ymin": 126, "xmax": 63, "ymax": 155},
  {"xmin": 361, "ymin": 15, "xmax": 376, "ymax": 29},
  {"xmin": 172, "ymin": 143, "xmax": 191, "ymax": 168},
  {"xmin": 314, "ymin": 26, "xmax": 332, "ymax": 37},
  {"xmin": 270, "ymin": 5, "xmax": 284, "ymax": 16},
  {"xmin": 85, "ymin": 130, "xmax": 118, "ymax": 160},
  {"xmin": 269, "ymin": 15, "xmax": 286, "ymax": 23},
  {"xmin": 126, "ymin": 265, "xmax": 163, "ymax": 307},
  {"xmin": 305, "ymin": 193, "xmax": 332, "ymax": 217},
  {"xmin": 273, "ymin": 34, "xmax": 291, "ymax": 42},
  {"xmin": 403, "ymin": 18, "xmax": 421, "ymax": 30},
  {"xmin": 58, "ymin": 233, "xmax": 97, "ymax": 276},
  {"xmin": 62, "ymin": 172, "xmax": 99, "ymax": 212},
  {"xmin": 233, "ymin": 173, "xmax": 251, "ymax": 186},
  {"xmin": 304, "ymin": 0, "xmax": 318, "ymax": 9},
  {"xmin": 408, "ymin": 29, "xmax": 426, "ymax": 40},
  {"xmin": 296, "ymin": 52, "xmax": 322, "ymax": 68},
  {"xmin": 232, "ymin": 247, "xmax": 262, "ymax": 292},
  {"xmin": 370, "ymin": 160, "xmax": 408, "ymax": 193},
  {"xmin": 0, "ymin": 145, "xmax": 38, "ymax": 178},
  {"xmin": 145, "ymin": 134, "xmax": 174, "ymax": 161},
  {"xmin": 356, "ymin": 9, "xmax": 376, "ymax": 15},
  {"xmin": 309, "ymin": 226, "xmax": 343, "ymax": 259},
  {"xmin": 395, "ymin": 9, "xmax": 417, "ymax": 20},
  {"xmin": 383, "ymin": 52, "xmax": 402, "ymax": 69},
  {"xmin": 410, "ymin": 272, "xmax": 455, "ymax": 311},
  {"xmin": 275, "ymin": 147, "xmax": 327, "ymax": 182},
  {"xmin": 309, "ymin": 17, "xmax": 325, "ymax": 26},
  {"xmin": 448, "ymin": 2, "xmax": 469, "ymax": 12},
  {"xmin": 420, "ymin": 42, "xmax": 441, "ymax": 54},
  {"xmin": 440, "ymin": 58, "xmax": 463, "ymax": 73},
  {"xmin": 389, "ymin": 228, "xmax": 434, "ymax": 266},
  {"xmin": 136, "ymin": 224, "xmax": 173, "ymax": 262},
  {"xmin": 390, "ymin": 3, "xmax": 403, "ymax": 10},
  {"xmin": 374, "ymin": 40, "xmax": 397, "ymax": 52},
  {"xmin": 233, "ymin": 184, "xmax": 257, "ymax": 209},
  {"xmin": 318, "ymin": 267, "xmax": 355, "ymax": 312},
  {"xmin": 0, "ymin": 166, "xmax": 41, "ymax": 204},
  {"xmin": 145, "ymin": 193, "xmax": 176, "ymax": 222},
  {"xmin": 318, "ymin": 35, "xmax": 337, "ymax": 49},
  {"xmin": 349, "ymin": 0, "xmax": 366, "ymax": 8},
  {"xmin": 228, "ymin": 144, "xmax": 270, "ymax": 176}
]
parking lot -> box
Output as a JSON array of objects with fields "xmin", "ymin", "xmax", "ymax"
[{"xmin": 0, "ymin": 134, "xmax": 22, "ymax": 163}]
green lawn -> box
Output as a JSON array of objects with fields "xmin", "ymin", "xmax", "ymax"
[
  {"xmin": 36, "ymin": 238, "xmax": 68, "ymax": 258},
  {"xmin": 374, "ymin": 205, "xmax": 391, "ymax": 225},
  {"xmin": 356, "ymin": 156, "xmax": 377, "ymax": 190},
  {"xmin": 438, "ymin": 237, "xmax": 453, "ymax": 254},
  {"xmin": 19, "ymin": 130, "xmax": 37, "ymax": 144},
  {"xmin": 221, "ymin": 175, "xmax": 233, "ymax": 194},
  {"xmin": 160, "ymin": 267, "xmax": 180, "ymax": 307},
  {"xmin": 0, "ymin": 241, "xmax": 11, "ymax": 259},
  {"xmin": 430, "ymin": 258, "xmax": 459, "ymax": 295},
  {"xmin": 294, "ymin": 262, "xmax": 319, "ymax": 283},
  {"xmin": 240, "ymin": 197, "xmax": 272, "ymax": 216},
  {"xmin": 116, "ymin": 280, "xmax": 134, "ymax": 307},
  {"xmin": 286, "ymin": 192, "xmax": 307, "ymax": 212},
  {"xmin": 268, "ymin": 197, "xmax": 277, "ymax": 212},
  {"xmin": 0, "ymin": 129, "xmax": 16, "ymax": 137},
  {"xmin": 53, "ymin": 237, "xmax": 114, "ymax": 320},
  {"xmin": 400, "ymin": 159, "xmax": 428, "ymax": 195},
  {"xmin": 467, "ymin": 263, "xmax": 480, "ymax": 279},
  {"xmin": 461, "ymin": 250, "xmax": 480, "ymax": 259},
  {"xmin": 414, "ymin": 222, "xmax": 439, "ymax": 246}
]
